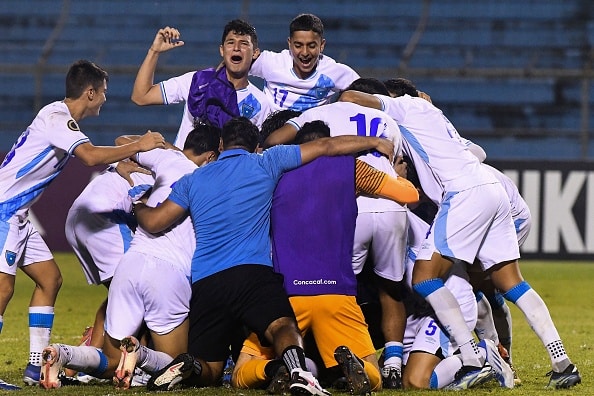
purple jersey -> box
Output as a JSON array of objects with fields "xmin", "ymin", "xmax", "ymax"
[{"xmin": 271, "ymin": 156, "xmax": 358, "ymax": 296}]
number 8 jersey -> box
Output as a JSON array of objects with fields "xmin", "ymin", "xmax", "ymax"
[{"xmin": 0, "ymin": 101, "xmax": 89, "ymax": 224}]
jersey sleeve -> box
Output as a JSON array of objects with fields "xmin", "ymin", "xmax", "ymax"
[
  {"xmin": 249, "ymin": 50, "xmax": 275, "ymax": 79},
  {"xmin": 262, "ymin": 145, "xmax": 302, "ymax": 181},
  {"xmin": 285, "ymin": 107, "xmax": 324, "ymax": 130},
  {"xmin": 355, "ymin": 159, "xmax": 419, "ymax": 203},
  {"xmin": 168, "ymin": 172, "xmax": 191, "ymax": 210},
  {"xmin": 159, "ymin": 72, "xmax": 194, "ymax": 105},
  {"xmin": 45, "ymin": 111, "xmax": 90, "ymax": 154},
  {"xmin": 375, "ymin": 94, "xmax": 410, "ymax": 124}
]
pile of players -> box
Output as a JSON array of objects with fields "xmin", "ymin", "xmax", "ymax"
[{"xmin": 0, "ymin": 13, "xmax": 581, "ymax": 394}]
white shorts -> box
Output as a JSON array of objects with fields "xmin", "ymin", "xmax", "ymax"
[
  {"xmin": 105, "ymin": 252, "xmax": 191, "ymax": 339},
  {"xmin": 416, "ymin": 183, "xmax": 520, "ymax": 270},
  {"xmin": 403, "ymin": 316, "xmax": 454, "ymax": 365},
  {"xmin": 65, "ymin": 209, "xmax": 132, "ymax": 285},
  {"xmin": 0, "ymin": 220, "xmax": 53, "ymax": 275},
  {"xmin": 353, "ymin": 211, "xmax": 408, "ymax": 282}
]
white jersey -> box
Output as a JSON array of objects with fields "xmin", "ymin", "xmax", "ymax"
[
  {"xmin": 65, "ymin": 167, "xmax": 154, "ymax": 284},
  {"xmin": 287, "ymin": 101, "xmax": 404, "ymax": 213},
  {"xmin": 0, "ymin": 101, "xmax": 89, "ymax": 224},
  {"xmin": 377, "ymin": 94, "xmax": 498, "ymax": 205},
  {"xmin": 250, "ymin": 50, "xmax": 359, "ymax": 112},
  {"xmin": 236, "ymin": 82, "xmax": 273, "ymax": 130},
  {"xmin": 128, "ymin": 148, "xmax": 197, "ymax": 275},
  {"xmin": 160, "ymin": 72, "xmax": 271, "ymax": 148}
]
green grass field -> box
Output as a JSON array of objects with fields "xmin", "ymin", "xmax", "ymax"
[{"xmin": 0, "ymin": 254, "xmax": 592, "ymax": 395}]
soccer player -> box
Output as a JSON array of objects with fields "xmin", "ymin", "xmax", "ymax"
[
  {"xmin": 63, "ymin": 160, "xmax": 153, "ymax": 382},
  {"xmin": 470, "ymin": 163, "xmax": 533, "ymax": 385},
  {"xmin": 265, "ymin": 78, "xmax": 409, "ymax": 389},
  {"xmin": 232, "ymin": 120, "xmax": 418, "ymax": 395},
  {"xmin": 132, "ymin": 117, "xmax": 394, "ymax": 394},
  {"xmin": 339, "ymin": 84, "xmax": 581, "ymax": 389},
  {"xmin": 131, "ymin": 20, "xmax": 271, "ymax": 148},
  {"xmin": 0, "ymin": 59, "xmax": 165, "ymax": 386},
  {"xmin": 39, "ymin": 125, "xmax": 220, "ymax": 389},
  {"xmin": 250, "ymin": 13, "xmax": 359, "ymax": 112}
]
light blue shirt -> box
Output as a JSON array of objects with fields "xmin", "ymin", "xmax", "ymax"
[{"xmin": 169, "ymin": 145, "xmax": 301, "ymax": 283}]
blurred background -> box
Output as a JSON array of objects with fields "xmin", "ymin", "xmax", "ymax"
[
  {"xmin": 1, "ymin": 0, "xmax": 593, "ymax": 158},
  {"xmin": 1, "ymin": 0, "xmax": 593, "ymax": 258}
]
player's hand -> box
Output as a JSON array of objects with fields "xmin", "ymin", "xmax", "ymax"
[
  {"xmin": 150, "ymin": 26, "xmax": 184, "ymax": 53},
  {"xmin": 137, "ymin": 130, "xmax": 166, "ymax": 152},
  {"xmin": 417, "ymin": 90, "xmax": 432, "ymax": 103},
  {"xmin": 375, "ymin": 138, "xmax": 395, "ymax": 164},
  {"xmin": 115, "ymin": 159, "xmax": 152, "ymax": 187},
  {"xmin": 394, "ymin": 156, "xmax": 407, "ymax": 178}
]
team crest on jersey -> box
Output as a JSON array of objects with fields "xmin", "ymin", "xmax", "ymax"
[
  {"xmin": 5, "ymin": 251, "xmax": 16, "ymax": 266},
  {"xmin": 67, "ymin": 119, "xmax": 80, "ymax": 131}
]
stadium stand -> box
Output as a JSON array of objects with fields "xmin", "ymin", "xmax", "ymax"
[{"xmin": 0, "ymin": 0, "xmax": 592, "ymax": 158}]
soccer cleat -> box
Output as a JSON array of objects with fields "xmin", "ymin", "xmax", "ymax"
[
  {"xmin": 221, "ymin": 355, "xmax": 235, "ymax": 388},
  {"xmin": 288, "ymin": 367, "xmax": 331, "ymax": 396},
  {"xmin": 63, "ymin": 326, "xmax": 93, "ymax": 378},
  {"xmin": 113, "ymin": 336, "xmax": 140, "ymax": 389},
  {"xmin": 334, "ymin": 346, "xmax": 371, "ymax": 395},
  {"xmin": 23, "ymin": 363, "xmax": 41, "ymax": 386},
  {"xmin": 266, "ymin": 365, "xmax": 290, "ymax": 395},
  {"xmin": 130, "ymin": 367, "xmax": 151, "ymax": 387},
  {"xmin": 443, "ymin": 364, "xmax": 494, "ymax": 390},
  {"xmin": 381, "ymin": 365, "xmax": 402, "ymax": 390},
  {"xmin": 39, "ymin": 345, "xmax": 64, "ymax": 389},
  {"xmin": 479, "ymin": 339, "xmax": 514, "ymax": 388},
  {"xmin": 0, "ymin": 379, "xmax": 21, "ymax": 391},
  {"xmin": 146, "ymin": 353, "xmax": 195, "ymax": 391},
  {"xmin": 546, "ymin": 364, "xmax": 581, "ymax": 389}
]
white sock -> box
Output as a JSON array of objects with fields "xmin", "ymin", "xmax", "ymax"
[
  {"xmin": 29, "ymin": 306, "xmax": 54, "ymax": 366},
  {"xmin": 474, "ymin": 293, "xmax": 499, "ymax": 344},
  {"xmin": 58, "ymin": 345, "xmax": 101, "ymax": 373},
  {"xmin": 137, "ymin": 345, "xmax": 174, "ymax": 374},
  {"xmin": 423, "ymin": 285, "xmax": 483, "ymax": 367},
  {"xmin": 431, "ymin": 355, "xmax": 463, "ymax": 389},
  {"xmin": 513, "ymin": 288, "xmax": 570, "ymax": 371}
]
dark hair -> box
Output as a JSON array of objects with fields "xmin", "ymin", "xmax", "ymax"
[
  {"xmin": 221, "ymin": 117, "xmax": 259, "ymax": 152},
  {"xmin": 289, "ymin": 13, "xmax": 324, "ymax": 37},
  {"xmin": 259, "ymin": 109, "xmax": 302, "ymax": 144},
  {"xmin": 294, "ymin": 120, "xmax": 330, "ymax": 144},
  {"xmin": 183, "ymin": 124, "xmax": 221, "ymax": 156},
  {"xmin": 346, "ymin": 77, "xmax": 390, "ymax": 96},
  {"xmin": 221, "ymin": 19, "xmax": 258, "ymax": 49},
  {"xmin": 65, "ymin": 59, "xmax": 108, "ymax": 99},
  {"xmin": 383, "ymin": 78, "xmax": 419, "ymax": 98}
]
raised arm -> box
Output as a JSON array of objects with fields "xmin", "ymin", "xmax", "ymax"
[
  {"xmin": 263, "ymin": 123, "xmax": 299, "ymax": 149},
  {"xmin": 355, "ymin": 159, "xmax": 419, "ymax": 204},
  {"xmin": 339, "ymin": 90, "xmax": 383, "ymax": 110},
  {"xmin": 299, "ymin": 135, "xmax": 394, "ymax": 165},
  {"xmin": 131, "ymin": 26, "xmax": 184, "ymax": 105},
  {"xmin": 73, "ymin": 131, "xmax": 165, "ymax": 167},
  {"xmin": 133, "ymin": 199, "xmax": 186, "ymax": 233}
]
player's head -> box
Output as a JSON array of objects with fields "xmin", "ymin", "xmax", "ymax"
[
  {"xmin": 383, "ymin": 78, "xmax": 419, "ymax": 98},
  {"xmin": 288, "ymin": 14, "xmax": 326, "ymax": 79},
  {"xmin": 294, "ymin": 120, "xmax": 330, "ymax": 144},
  {"xmin": 346, "ymin": 77, "xmax": 390, "ymax": 96},
  {"xmin": 184, "ymin": 123, "xmax": 221, "ymax": 166},
  {"xmin": 66, "ymin": 60, "xmax": 109, "ymax": 99},
  {"xmin": 221, "ymin": 116, "xmax": 259, "ymax": 152},
  {"xmin": 220, "ymin": 19, "xmax": 260, "ymax": 80},
  {"xmin": 259, "ymin": 109, "xmax": 302, "ymax": 145},
  {"xmin": 66, "ymin": 60, "xmax": 109, "ymax": 117}
]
